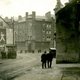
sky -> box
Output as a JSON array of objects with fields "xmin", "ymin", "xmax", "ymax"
[{"xmin": 0, "ymin": 0, "xmax": 69, "ymax": 18}]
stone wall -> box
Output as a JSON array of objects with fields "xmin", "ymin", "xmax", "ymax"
[
  {"xmin": 56, "ymin": 1, "xmax": 79, "ymax": 63},
  {"xmin": 56, "ymin": 22, "xmax": 79, "ymax": 63}
]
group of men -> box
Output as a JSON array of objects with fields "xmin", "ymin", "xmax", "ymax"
[
  {"xmin": 41, "ymin": 49, "xmax": 54, "ymax": 69},
  {"xmin": 7, "ymin": 48, "xmax": 17, "ymax": 59},
  {"xmin": 0, "ymin": 47, "xmax": 17, "ymax": 59}
]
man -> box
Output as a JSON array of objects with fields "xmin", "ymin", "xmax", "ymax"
[
  {"xmin": 1, "ymin": 48, "xmax": 6, "ymax": 59},
  {"xmin": 12, "ymin": 49, "xmax": 17, "ymax": 59},
  {"xmin": 47, "ymin": 49, "xmax": 53, "ymax": 68},
  {"xmin": 7, "ymin": 47, "xmax": 12, "ymax": 59},
  {"xmin": 41, "ymin": 51, "xmax": 47, "ymax": 69}
]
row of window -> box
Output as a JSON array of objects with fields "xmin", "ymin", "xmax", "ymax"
[
  {"xmin": 15, "ymin": 35, "xmax": 51, "ymax": 41},
  {"xmin": 28, "ymin": 36, "xmax": 32, "ymax": 40},
  {"xmin": 42, "ymin": 38, "xmax": 51, "ymax": 41},
  {"xmin": 43, "ymin": 36, "xmax": 51, "ymax": 38},
  {"xmin": 46, "ymin": 24, "xmax": 51, "ymax": 28},
  {"xmin": 43, "ymin": 23, "xmax": 51, "ymax": 28},
  {"xmin": 46, "ymin": 31, "xmax": 51, "ymax": 34},
  {"xmin": 42, "ymin": 30, "xmax": 51, "ymax": 34}
]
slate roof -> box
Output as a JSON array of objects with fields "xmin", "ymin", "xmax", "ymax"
[{"xmin": 17, "ymin": 14, "xmax": 55, "ymax": 22}]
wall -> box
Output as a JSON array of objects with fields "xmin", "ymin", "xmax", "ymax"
[{"xmin": 56, "ymin": 2, "xmax": 79, "ymax": 63}]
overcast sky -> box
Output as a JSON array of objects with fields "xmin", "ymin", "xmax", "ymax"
[{"xmin": 0, "ymin": 0, "xmax": 69, "ymax": 18}]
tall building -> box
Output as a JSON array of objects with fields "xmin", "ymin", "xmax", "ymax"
[{"xmin": 14, "ymin": 11, "xmax": 55, "ymax": 53}]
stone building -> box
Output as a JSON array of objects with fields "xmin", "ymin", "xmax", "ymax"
[
  {"xmin": 14, "ymin": 11, "xmax": 55, "ymax": 53},
  {"xmin": 55, "ymin": 0, "xmax": 80, "ymax": 63}
]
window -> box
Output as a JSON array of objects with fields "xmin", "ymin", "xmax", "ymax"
[
  {"xmin": 47, "ymin": 24, "xmax": 48, "ymax": 28},
  {"xmin": 49, "ymin": 30, "xmax": 51, "ymax": 34},
  {"xmin": 47, "ymin": 24, "xmax": 51, "ymax": 28},
  {"xmin": 42, "ymin": 29, "xmax": 45, "ymax": 32},
  {"xmin": 49, "ymin": 24, "xmax": 51, "ymax": 28},
  {"xmin": 46, "ymin": 36, "xmax": 51, "ymax": 41},
  {"xmin": 46, "ymin": 30, "xmax": 49, "ymax": 34},
  {"xmin": 46, "ymin": 30, "xmax": 51, "ymax": 34}
]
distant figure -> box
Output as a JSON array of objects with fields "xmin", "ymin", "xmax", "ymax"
[
  {"xmin": 41, "ymin": 51, "xmax": 47, "ymax": 69},
  {"xmin": 1, "ymin": 50, "xmax": 6, "ymax": 59},
  {"xmin": 47, "ymin": 50, "xmax": 53, "ymax": 68},
  {"xmin": 12, "ymin": 49, "xmax": 17, "ymax": 59},
  {"xmin": 7, "ymin": 47, "xmax": 12, "ymax": 59}
]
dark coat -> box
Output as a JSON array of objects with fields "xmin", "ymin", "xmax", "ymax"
[
  {"xmin": 41, "ymin": 54, "xmax": 47, "ymax": 62},
  {"xmin": 1, "ymin": 51, "xmax": 6, "ymax": 59},
  {"xmin": 46, "ymin": 52, "xmax": 53, "ymax": 61}
]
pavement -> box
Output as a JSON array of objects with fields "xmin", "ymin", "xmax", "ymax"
[
  {"xmin": 13, "ymin": 57, "xmax": 80, "ymax": 80},
  {"xmin": 0, "ymin": 53, "xmax": 80, "ymax": 80}
]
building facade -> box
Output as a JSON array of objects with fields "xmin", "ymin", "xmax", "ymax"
[{"xmin": 13, "ymin": 11, "xmax": 55, "ymax": 53}]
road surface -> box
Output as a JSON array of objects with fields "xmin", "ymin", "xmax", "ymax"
[{"xmin": 0, "ymin": 53, "xmax": 80, "ymax": 80}]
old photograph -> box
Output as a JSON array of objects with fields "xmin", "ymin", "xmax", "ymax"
[{"xmin": 0, "ymin": 0, "xmax": 80, "ymax": 80}]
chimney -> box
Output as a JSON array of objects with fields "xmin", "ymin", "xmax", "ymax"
[
  {"xmin": 45, "ymin": 11, "xmax": 51, "ymax": 19},
  {"xmin": 18, "ymin": 15, "xmax": 22, "ymax": 20},
  {"xmin": 32, "ymin": 11, "xmax": 35, "ymax": 19},
  {"xmin": 5, "ymin": 17, "xmax": 9, "ymax": 21},
  {"xmin": 25, "ymin": 12, "xmax": 28, "ymax": 19}
]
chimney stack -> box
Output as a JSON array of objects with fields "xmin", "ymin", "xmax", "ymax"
[
  {"xmin": 5, "ymin": 17, "xmax": 9, "ymax": 21},
  {"xmin": 32, "ymin": 11, "xmax": 35, "ymax": 19},
  {"xmin": 45, "ymin": 11, "xmax": 51, "ymax": 19},
  {"xmin": 18, "ymin": 15, "xmax": 22, "ymax": 20},
  {"xmin": 25, "ymin": 12, "xmax": 28, "ymax": 19}
]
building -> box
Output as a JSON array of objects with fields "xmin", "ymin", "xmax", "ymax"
[
  {"xmin": 55, "ymin": 0, "xmax": 80, "ymax": 63},
  {"xmin": 0, "ymin": 16, "xmax": 15, "ymax": 52},
  {"xmin": 13, "ymin": 11, "xmax": 55, "ymax": 53}
]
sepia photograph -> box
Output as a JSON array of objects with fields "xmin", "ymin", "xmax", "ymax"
[{"xmin": 0, "ymin": 0, "xmax": 80, "ymax": 80}]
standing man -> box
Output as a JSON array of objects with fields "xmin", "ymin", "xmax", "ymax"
[
  {"xmin": 7, "ymin": 47, "xmax": 12, "ymax": 59},
  {"xmin": 47, "ymin": 49, "xmax": 53, "ymax": 68},
  {"xmin": 12, "ymin": 49, "xmax": 17, "ymax": 59},
  {"xmin": 41, "ymin": 51, "xmax": 47, "ymax": 69},
  {"xmin": 1, "ymin": 47, "xmax": 6, "ymax": 59},
  {"xmin": 1, "ymin": 49, "xmax": 4, "ymax": 59}
]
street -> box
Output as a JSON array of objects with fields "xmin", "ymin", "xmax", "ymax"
[
  {"xmin": 0, "ymin": 53, "xmax": 80, "ymax": 80},
  {"xmin": 0, "ymin": 53, "xmax": 41, "ymax": 80}
]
